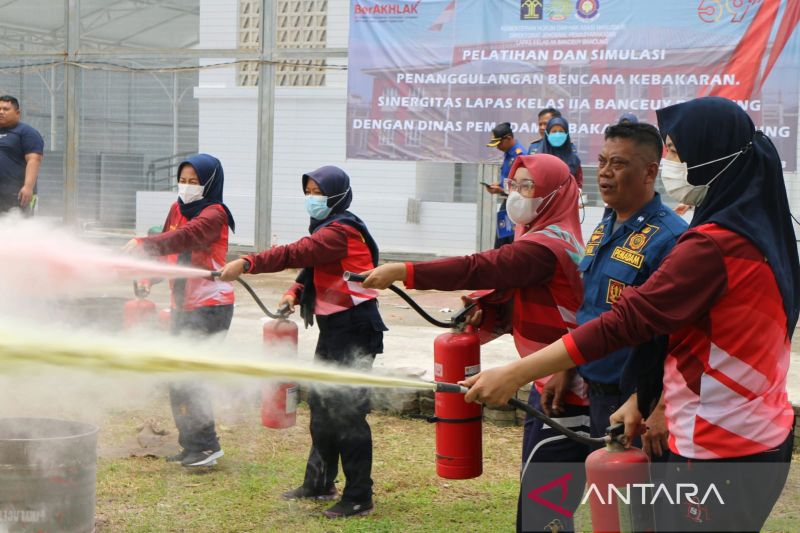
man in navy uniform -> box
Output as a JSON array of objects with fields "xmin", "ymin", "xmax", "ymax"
[
  {"xmin": 541, "ymin": 122, "xmax": 687, "ymax": 459},
  {"xmin": 485, "ymin": 122, "xmax": 525, "ymax": 248}
]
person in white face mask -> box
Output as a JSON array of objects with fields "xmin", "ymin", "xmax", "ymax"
[
  {"xmin": 360, "ymin": 154, "xmax": 590, "ymax": 532},
  {"xmin": 123, "ymin": 153, "xmax": 236, "ymax": 468}
]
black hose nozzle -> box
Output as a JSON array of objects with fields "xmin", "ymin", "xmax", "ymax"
[
  {"xmin": 343, "ymin": 271, "xmax": 367, "ymax": 283},
  {"xmin": 435, "ymin": 382, "xmax": 469, "ymax": 394}
]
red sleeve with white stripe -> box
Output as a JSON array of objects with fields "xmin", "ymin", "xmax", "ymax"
[{"xmin": 564, "ymin": 231, "xmax": 728, "ymax": 365}]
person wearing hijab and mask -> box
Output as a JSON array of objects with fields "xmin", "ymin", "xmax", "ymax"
[
  {"xmin": 463, "ymin": 96, "xmax": 799, "ymax": 532},
  {"xmin": 533, "ymin": 116, "xmax": 583, "ymax": 189},
  {"xmin": 123, "ymin": 153, "xmax": 236, "ymax": 468},
  {"xmin": 219, "ymin": 165, "xmax": 386, "ymax": 519},
  {"xmin": 360, "ymin": 154, "xmax": 589, "ymax": 532}
]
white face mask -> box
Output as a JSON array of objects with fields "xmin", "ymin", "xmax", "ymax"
[
  {"xmin": 506, "ymin": 189, "xmax": 558, "ymax": 225},
  {"xmin": 178, "ymin": 183, "xmax": 204, "ymax": 204},
  {"xmin": 660, "ymin": 149, "xmax": 744, "ymax": 206}
]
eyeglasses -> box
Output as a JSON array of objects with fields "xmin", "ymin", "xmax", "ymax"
[{"xmin": 505, "ymin": 179, "xmax": 535, "ymax": 195}]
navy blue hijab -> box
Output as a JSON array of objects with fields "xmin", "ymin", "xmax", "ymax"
[
  {"xmin": 539, "ymin": 116, "xmax": 582, "ymax": 178},
  {"xmin": 296, "ymin": 165, "xmax": 379, "ymax": 327},
  {"xmin": 657, "ymin": 96, "xmax": 800, "ymax": 335},
  {"xmin": 178, "ymin": 153, "xmax": 235, "ymax": 232}
]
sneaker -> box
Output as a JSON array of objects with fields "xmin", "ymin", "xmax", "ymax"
[
  {"xmin": 281, "ymin": 485, "xmax": 338, "ymax": 501},
  {"xmin": 323, "ymin": 499, "xmax": 374, "ymax": 518},
  {"xmin": 165, "ymin": 449, "xmax": 189, "ymax": 463},
  {"xmin": 181, "ymin": 449, "xmax": 224, "ymax": 467}
]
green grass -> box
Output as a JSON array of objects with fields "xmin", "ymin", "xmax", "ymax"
[
  {"xmin": 95, "ymin": 401, "xmax": 523, "ymax": 532},
  {"xmin": 94, "ymin": 400, "xmax": 800, "ymax": 532}
]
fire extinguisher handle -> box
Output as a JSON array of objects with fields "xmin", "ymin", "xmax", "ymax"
[{"xmin": 606, "ymin": 422, "xmax": 625, "ymax": 438}]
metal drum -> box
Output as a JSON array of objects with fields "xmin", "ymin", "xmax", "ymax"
[{"xmin": 0, "ymin": 418, "xmax": 98, "ymax": 533}]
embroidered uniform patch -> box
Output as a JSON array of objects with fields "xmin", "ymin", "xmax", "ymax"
[
  {"xmin": 624, "ymin": 223, "xmax": 659, "ymax": 251},
  {"xmin": 606, "ymin": 279, "xmax": 625, "ymax": 304},
  {"xmin": 610, "ymin": 246, "xmax": 644, "ymax": 268}
]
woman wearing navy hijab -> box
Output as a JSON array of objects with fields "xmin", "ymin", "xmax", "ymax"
[
  {"xmin": 220, "ymin": 165, "xmax": 386, "ymax": 518},
  {"xmin": 124, "ymin": 153, "xmax": 236, "ymax": 468},
  {"xmin": 461, "ymin": 97, "xmax": 798, "ymax": 532},
  {"xmin": 538, "ymin": 116, "xmax": 583, "ymax": 188}
]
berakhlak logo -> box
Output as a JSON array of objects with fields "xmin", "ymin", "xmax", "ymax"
[
  {"xmin": 527, "ymin": 472, "xmax": 574, "ymax": 518},
  {"xmin": 520, "ymin": 0, "xmax": 544, "ymax": 20},
  {"xmin": 353, "ymin": 1, "xmax": 421, "ymax": 16},
  {"xmin": 575, "ymin": 0, "xmax": 599, "ymax": 19}
]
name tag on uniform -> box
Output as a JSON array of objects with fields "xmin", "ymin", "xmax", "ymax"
[{"xmin": 610, "ymin": 246, "xmax": 644, "ymax": 268}]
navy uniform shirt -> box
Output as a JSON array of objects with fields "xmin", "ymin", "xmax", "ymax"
[
  {"xmin": 499, "ymin": 141, "xmax": 525, "ymax": 188},
  {"xmin": 528, "ymin": 138, "xmax": 544, "ymax": 155},
  {"xmin": 0, "ymin": 121, "xmax": 44, "ymax": 199},
  {"xmin": 577, "ymin": 193, "xmax": 688, "ymax": 385},
  {"xmin": 497, "ymin": 141, "xmax": 525, "ymax": 239}
]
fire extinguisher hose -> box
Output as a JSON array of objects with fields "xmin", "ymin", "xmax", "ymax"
[
  {"xmin": 341, "ymin": 272, "xmax": 615, "ymax": 447},
  {"xmin": 210, "ymin": 271, "xmax": 289, "ymax": 319},
  {"xmin": 508, "ymin": 397, "xmax": 609, "ymax": 446},
  {"xmin": 343, "ymin": 271, "xmax": 462, "ymax": 329},
  {"xmin": 435, "ymin": 382, "xmax": 610, "ymax": 446}
]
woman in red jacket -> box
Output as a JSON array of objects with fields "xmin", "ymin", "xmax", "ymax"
[
  {"xmin": 124, "ymin": 153, "xmax": 235, "ymax": 468},
  {"xmin": 362, "ymin": 154, "xmax": 588, "ymax": 531},
  {"xmin": 463, "ymin": 97, "xmax": 799, "ymax": 532},
  {"xmin": 220, "ymin": 165, "xmax": 386, "ymax": 519}
]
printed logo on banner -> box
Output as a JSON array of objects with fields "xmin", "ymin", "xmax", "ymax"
[
  {"xmin": 353, "ymin": 1, "xmax": 421, "ymax": 20},
  {"xmin": 697, "ymin": 0, "xmax": 760, "ymax": 24},
  {"xmin": 520, "ymin": 0, "xmax": 544, "ymax": 20},
  {"xmin": 575, "ymin": 0, "xmax": 599, "ymax": 20},
  {"xmin": 547, "ymin": 0, "xmax": 573, "ymax": 21}
]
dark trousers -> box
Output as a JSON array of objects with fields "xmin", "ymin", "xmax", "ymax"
[
  {"xmin": 657, "ymin": 430, "xmax": 794, "ymax": 533},
  {"xmin": 517, "ymin": 389, "xmax": 592, "ymax": 533},
  {"xmin": 169, "ymin": 304, "xmax": 233, "ymax": 452},
  {"xmin": 0, "ymin": 193, "xmax": 32, "ymax": 216},
  {"xmin": 587, "ymin": 387, "xmax": 628, "ymax": 439},
  {"xmin": 301, "ymin": 301, "xmax": 385, "ymax": 504}
]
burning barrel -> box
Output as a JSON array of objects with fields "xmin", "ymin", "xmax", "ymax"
[{"xmin": 0, "ymin": 418, "xmax": 98, "ymax": 533}]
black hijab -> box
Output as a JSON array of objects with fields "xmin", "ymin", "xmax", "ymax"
[
  {"xmin": 657, "ymin": 96, "xmax": 800, "ymax": 335},
  {"xmin": 296, "ymin": 165, "xmax": 379, "ymax": 327},
  {"xmin": 177, "ymin": 153, "xmax": 236, "ymax": 232},
  {"xmin": 539, "ymin": 116, "xmax": 582, "ymax": 178}
]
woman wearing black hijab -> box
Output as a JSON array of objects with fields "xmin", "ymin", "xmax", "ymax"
[
  {"xmin": 462, "ymin": 97, "xmax": 798, "ymax": 532},
  {"xmin": 125, "ymin": 153, "xmax": 236, "ymax": 468},
  {"xmin": 537, "ymin": 116, "xmax": 584, "ymax": 188},
  {"xmin": 220, "ymin": 165, "xmax": 386, "ymax": 519}
]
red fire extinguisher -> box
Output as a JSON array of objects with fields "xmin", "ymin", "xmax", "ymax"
[
  {"xmin": 123, "ymin": 280, "xmax": 157, "ymax": 329},
  {"xmin": 585, "ymin": 424, "xmax": 655, "ymax": 533},
  {"xmin": 433, "ymin": 325, "xmax": 482, "ymax": 480},
  {"xmin": 260, "ymin": 306, "xmax": 299, "ymax": 429}
]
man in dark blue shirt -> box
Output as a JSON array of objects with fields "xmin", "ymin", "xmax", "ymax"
[
  {"xmin": 0, "ymin": 95, "xmax": 44, "ymax": 215},
  {"xmin": 485, "ymin": 122, "xmax": 525, "ymax": 248}
]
